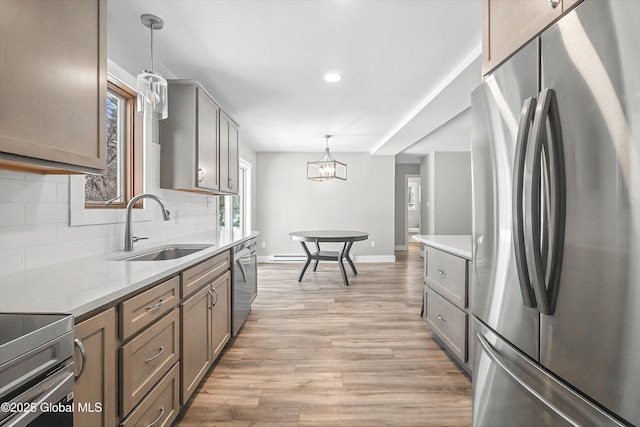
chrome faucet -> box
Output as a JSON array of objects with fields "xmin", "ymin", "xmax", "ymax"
[{"xmin": 124, "ymin": 193, "xmax": 171, "ymax": 251}]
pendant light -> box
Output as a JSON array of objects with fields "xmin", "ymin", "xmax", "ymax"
[
  {"xmin": 307, "ymin": 135, "xmax": 347, "ymax": 181},
  {"xmin": 136, "ymin": 14, "xmax": 168, "ymax": 120}
]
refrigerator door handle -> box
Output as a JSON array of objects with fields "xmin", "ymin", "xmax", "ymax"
[
  {"xmin": 527, "ymin": 88, "xmax": 566, "ymax": 316},
  {"xmin": 476, "ymin": 332, "xmax": 580, "ymax": 427},
  {"xmin": 512, "ymin": 97, "xmax": 537, "ymax": 308}
]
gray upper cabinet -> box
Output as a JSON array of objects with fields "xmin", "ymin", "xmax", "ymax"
[
  {"xmin": 219, "ymin": 111, "xmax": 239, "ymax": 194},
  {"xmin": 0, "ymin": 0, "xmax": 107, "ymax": 174},
  {"xmin": 161, "ymin": 81, "xmax": 219, "ymax": 193},
  {"xmin": 161, "ymin": 80, "xmax": 239, "ymax": 195}
]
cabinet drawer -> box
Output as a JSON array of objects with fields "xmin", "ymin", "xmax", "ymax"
[
  {"xmin": 120, "ymin": 308, "xmax": 180, "ymax": 417},
  {"xmin": 120, "ymin": 362, "xmax": 180, "ymax": 427},
  {"xmin": 425, "ymin": 287, "xmax": 467, "ymax": 363},
  {"xmin": 181, "ymin": 251, "xmax": 230, "ymax": 298},
  {"xmin": 121, "ymin": 276, "xmax": 180, "ymax": 340},
  {"xmin": 425, "ymin": 247, "xmax": 468, "ymax": 308}
]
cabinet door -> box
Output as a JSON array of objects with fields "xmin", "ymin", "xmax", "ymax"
[
  {"xmin": 219, "ymin": 111, "xmax": 239, "ymax": 194},
  {"xmin": 180, "ymin": 285, "xmax": 212, "ymax": 404},
  {"xmin": 196, "ymin": 87, "xmax": 219, "ymax": 190},
  {"xmin": 211, "ymin": 272, "xmax": 231, "ymax": 360},
  {"xmin": 0, "ymin": 0, "xmax": 106, "ymax": 173},
  {"xmin": 74, "ymin": 307, "xmax": 117, "ymax": 427},
  {"xmin": 482, "ymin": 0, "xmax": 562, "ymax": 75}
]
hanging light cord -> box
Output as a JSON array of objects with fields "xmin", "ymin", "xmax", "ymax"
[{"xmin": 149, "ymin": 24, "xmax": 155, "ymax": 72}]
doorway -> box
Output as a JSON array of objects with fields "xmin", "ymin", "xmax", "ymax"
[{"xmin": 405, "ymin": 175, "xmax": 421, "ymax": 253}]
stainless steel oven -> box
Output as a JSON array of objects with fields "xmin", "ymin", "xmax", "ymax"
[
  {"xmin": 232, "ymin": 239, "xmax": 256, "ymax": 336},
  {"xmin": 0, "ymin": 313, "xmax": 75, "ymax": 427}
]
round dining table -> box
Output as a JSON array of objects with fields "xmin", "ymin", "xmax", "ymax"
[{"xmin": 289, "ymin": 230, "xmax": 369, "ymax": 286}]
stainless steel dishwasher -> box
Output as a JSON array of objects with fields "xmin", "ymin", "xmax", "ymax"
[
  {"xmin": 232, "ymin": 239, "xmax": 256, "ymax": 337},
  {"xmin": 0, "ymin": 313, "xmax": 75, "ymax": 427}
]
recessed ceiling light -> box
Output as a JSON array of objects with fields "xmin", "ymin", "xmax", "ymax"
[{"xmin": 324, "ymin": 72, "xmax": 342, "ymax": 83}]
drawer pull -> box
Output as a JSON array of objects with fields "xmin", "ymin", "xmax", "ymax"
[
  {"xmin": 437, "ymin": 269, "xmax": 446, "ymax": 276},
  {"xmin": 146, "ymin": 406, "xmax": 165, "ymax": 427},
  {"xmin": 437, "ymin": 314, "xmax": 446, "ymax": 322},
  {"xmin": 144, "ymin": 346, "xmax": 164, "ymax": 363},
  {"xmin": 145, "ymin": 299, "xmax": 164, "ymax": 311}
]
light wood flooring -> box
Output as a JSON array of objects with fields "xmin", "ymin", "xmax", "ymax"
[{"xmin": 176, "ymin": 248, "xmax": 472, "ymax": 426}]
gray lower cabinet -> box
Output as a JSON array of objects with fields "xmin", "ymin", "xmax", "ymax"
[
  {"xmin": 423, "ymin": 246, "xmax": 471, "ymax": 373},
  {"xmin": 211, "ymin": 272, "xmax": 231, "ymax": 360},
  {"xmin": 180, "ymin": 284, "xmax": 212, "ymax": 405},
  {"xmin": 74, "ymin": 307, "xmax": 117, "ymax": 427}
]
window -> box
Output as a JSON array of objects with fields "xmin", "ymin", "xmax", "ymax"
[
  {"xmin": 408, "ymin": 182, "xmax": 418, "ymax": 211},
  {"xmin": 84, "ymin": 76, "xmax": 142, "ymax": 208},
  {"xmin": 219, "ymin": 159, "xmax": 251, "ymax": 240}
]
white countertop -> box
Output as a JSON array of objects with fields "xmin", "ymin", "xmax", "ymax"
[
  {"xmin": 411, "ymin": 235, "xmax": 472, "ymax": 260},
  {"xmin": 0, "ymin": 230, "xmax": 259, "ymax": 320}
]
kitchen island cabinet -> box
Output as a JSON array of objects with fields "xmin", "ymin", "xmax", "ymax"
[
  {"xmin": 0, "ymin": 0, "xmax": 106, "ymax": 174},
  {"xmin": 73, "ymin": 307, "xmax": 117, "ymax": 427},
  {"xmin": 413, "ymin": 235, "xmax": 472, "ymax": 374}
]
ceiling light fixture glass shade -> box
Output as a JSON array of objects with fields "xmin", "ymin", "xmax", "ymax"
[
  {"xmin": 307, "ymin": 135, "xmax": 347, "ymax": 182},
  {"xmin": 136, "ymin": 14, "xmax": 168, "ymax": 120}
]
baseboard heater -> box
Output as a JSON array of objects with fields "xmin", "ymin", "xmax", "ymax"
[{"xmin": 271, "ymin": 254, "xmax": 306, "ymax": 262}]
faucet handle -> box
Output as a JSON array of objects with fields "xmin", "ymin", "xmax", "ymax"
[{"xmin": 132, "ymin": 236, "xmax": 148, "ymax": 243}]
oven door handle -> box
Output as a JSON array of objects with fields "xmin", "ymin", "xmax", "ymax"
[{"xmin": 1, "ymin": 364, "xmax": 74, "ymax": 427}]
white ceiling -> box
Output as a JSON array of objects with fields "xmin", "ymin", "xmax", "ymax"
[{"xmin": 108, "ymin": 0, "xmax": 481, "ymax": 156}]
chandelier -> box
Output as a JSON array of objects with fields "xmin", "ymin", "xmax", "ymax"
[{"xmin": 307, "ymin": 135, "xmax": 347, "ymax": 182}]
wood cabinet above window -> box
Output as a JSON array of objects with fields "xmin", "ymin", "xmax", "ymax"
[{"xmin": 0, "ymin": 0, "xmax": 106, "ymax": 174}]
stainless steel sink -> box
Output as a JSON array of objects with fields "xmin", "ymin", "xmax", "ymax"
[{"xmin": 119, "ymin": 244, "xmax": 212, "ymax": 261}]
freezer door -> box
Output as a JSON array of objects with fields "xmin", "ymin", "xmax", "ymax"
[
  {"xmin": 471, "ymin": 40, "xmax": 539, "ymax": 361},
  {"xmin": 473, "ymin": 319, "xmax": 625, "ymax": 427},
  {"xmin": 539, "ymin": 1, "xmax": 640, "ymax": 424}
]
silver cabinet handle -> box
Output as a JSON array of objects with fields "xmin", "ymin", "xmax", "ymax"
[
  {"xmin": 144, "ymin": 346, "xmax": 164, "ymax": 363},
  {"xmin": 476, "ymin": 332, "xmax": 579, "ymax": 426},
  {"xmin": 437, "ymin": 314, "xmax": 446, "ymax": 322},
  {"xmin": 228, "ymin": 178, "xmax": 234, "ymax": 189},
  {"xmin": 211, "ymin": 288, "xmax": 218, "ymax": 306},
  {"xmin": 437, "ymin": 269, "xmax": 446, "ymax": 276},
  {"xmin": 548, "ymin": 0, "xmax": 560, "ymax": 9},
  {"xmin": 198, "ymin": 168, "xmax": 204, "ymax": 182},
  {"xmin": 145, "ymin": 298, "xmax": 164, "ymax": 311},
  {"xmin": 74, "ymin": 338, "xmax": 87, "ymax": 381},
  {"xmin": 146, "ymin": 406, "xmax": 165, "ymax": 427}
]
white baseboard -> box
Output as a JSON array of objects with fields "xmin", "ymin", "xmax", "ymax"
[
  {"xmin": 258, "ymin": 254, "xmax": 396, "ymax": 263},
  {"xmin": 394, "ymin": 245, "xmax": 408, "ymax": 251}
]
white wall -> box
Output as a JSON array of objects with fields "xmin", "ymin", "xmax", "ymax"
[
  {"xmin": 420, "ymin": 151, "xmax": 472, "ymax": 235},
  {"xmin": 0, "ymin": 12, "xmax": 257, "ymax": 277},
  {"xmin": 256, "ymin": 152, "xmax": 395, "ymax": 262}
]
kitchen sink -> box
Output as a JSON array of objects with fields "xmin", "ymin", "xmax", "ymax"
[{"xmin": 118, "ymin": 244, "xmax": 212, "ymax": 261}]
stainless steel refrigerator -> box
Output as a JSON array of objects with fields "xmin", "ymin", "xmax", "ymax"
[{"xmin": 471, "ymin": 0, "xmax": 640, "ymax": 425}]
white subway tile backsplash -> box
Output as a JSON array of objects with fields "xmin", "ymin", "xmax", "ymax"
[
  {"xmin": 56, "ymin": 183, "xmax": 69, "ymax": 203},
  {"xmin": 0, "ymin": 203, "xmax": 25, "ymax": 227},
  {"xmin": 25, "ymin": 241, "xmax": 84, "ymax": 270},
  {"xmin": 0, "ymin": 224, "xmax": 57, "ymax": 251},
  {"xmin": 0, "ymin": 178, "xmax": 58, "ymax": 203},
  {"xmin": 0, "ymin": 170, "xmax": 25, "ymax": 181},
  {"xmin": 0, "ymin": 248, "xmax": 25, "ymax": 276},
  {"xmin": 25, "ymin": 203, "xmax": 69, "ymax": 225}
]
